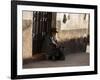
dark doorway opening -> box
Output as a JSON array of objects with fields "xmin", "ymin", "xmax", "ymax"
[{"xmin": 32, "ymin": 11, "xmax": 52, "ymax": 55}]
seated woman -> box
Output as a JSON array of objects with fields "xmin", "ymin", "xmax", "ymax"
[{"xmin": 42, "ymin": 29, "xmax": 65, "ymax": 61}]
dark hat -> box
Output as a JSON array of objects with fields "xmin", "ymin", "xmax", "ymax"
[{"xmin": 51, "ymin": 28, "xmax": 58, "ymax": 33}]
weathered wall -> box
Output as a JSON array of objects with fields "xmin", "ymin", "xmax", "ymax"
[
  {"xmin": 56, "ymin": 29, "xmax": 88, "ymax": 42},
  {"xmin": 56, "ymin": 13, "xmax": 89, "ymax": 30},
  {"xmin": 22, "ymin": 11, "xmax": 33, "ymax": 59},
  {"xmin": 56, "ymin": 13, "xmax": 89, "ymax": 42}
]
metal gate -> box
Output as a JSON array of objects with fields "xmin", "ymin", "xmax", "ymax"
[{"xmin": 32, "ymin": 11, "xmax": 52, "ymax": 55}]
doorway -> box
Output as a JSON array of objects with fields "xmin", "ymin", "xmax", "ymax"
[{"xmin": 32, "ymin": 11, "xmax": 52, "ymax": 55}]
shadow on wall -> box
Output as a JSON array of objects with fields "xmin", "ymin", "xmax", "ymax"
[{"xmin": 59, "ymin": 36, "xmax": 89, "ymax": 54}]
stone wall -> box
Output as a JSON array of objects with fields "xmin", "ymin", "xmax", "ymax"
[
  {"xmin": 22, "ymin": 20, "xmax": 32, "ymax": 59},
  {"xmin": 56, "ymin": 13, "xmax": 89, "ymax": 31},
  {"xmin": 56, "ymin": 29, "xmax": 88, "ymax": 42}
]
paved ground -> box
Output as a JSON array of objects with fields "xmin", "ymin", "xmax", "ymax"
[{"xmin": 23, "ymin": 52, "xmax": 89, "ymax": 69}]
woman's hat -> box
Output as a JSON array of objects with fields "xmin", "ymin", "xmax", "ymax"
[{"xmin": 51, "ymin": 28, "xmax": 58, "ymax": 33}]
